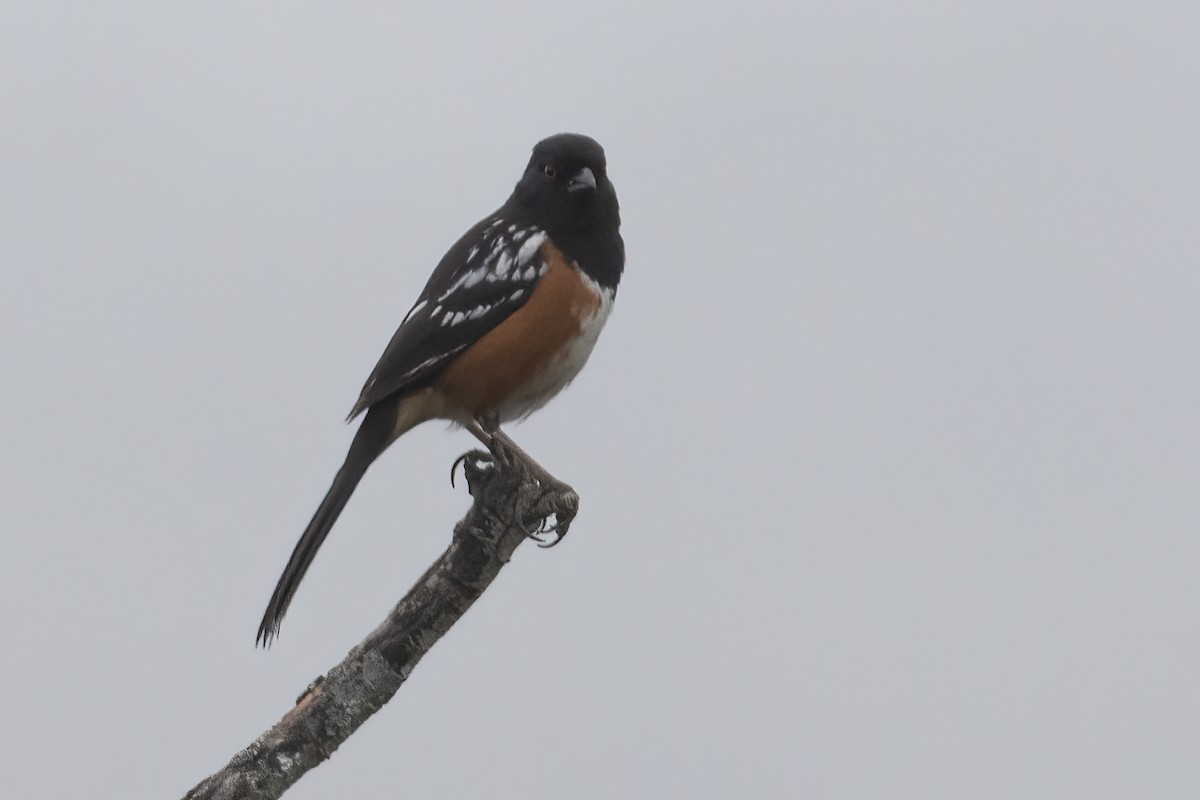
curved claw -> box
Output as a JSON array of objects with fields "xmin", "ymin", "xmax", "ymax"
[
  {"xmin": 450, "ymin": 453, "xmax": 469, "ymax": 488},
  {"xmin": 451, "ymin": 449, "xmax": 495, "ymax": 489},
  {"xmin": 530, "ymin": 508, "xmax": 572, "ymax": 547},
  {"xmin": 537, "ymin": 527, "xmax": 567, "ymax": 548}
]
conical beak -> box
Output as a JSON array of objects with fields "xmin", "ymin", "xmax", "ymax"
[{"xmin": 567, "ymin": 167, "xmax": 597, "ymax": 192}]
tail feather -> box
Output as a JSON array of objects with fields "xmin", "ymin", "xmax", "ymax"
[{"xmin": 256, "ymin": 401, "xmax": 398, "ymax": 647}]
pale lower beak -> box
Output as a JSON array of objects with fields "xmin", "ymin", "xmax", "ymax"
[{"xmin": 567, "ymin": 167, "xmax": 597, "ymax": 192}]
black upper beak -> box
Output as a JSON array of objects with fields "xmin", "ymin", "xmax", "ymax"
[{"xmin": 567, "ymin": 166, "xmax": 597, "ymax": 192}]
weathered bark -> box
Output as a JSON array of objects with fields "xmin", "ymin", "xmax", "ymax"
[{"xmin": 183, "ymin": 445, "xmax": 578, "ymax": 800}]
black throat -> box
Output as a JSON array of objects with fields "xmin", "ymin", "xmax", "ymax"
[{"xmin": 547, "ymin": 225, "xmax": 625, "ymax": 292}]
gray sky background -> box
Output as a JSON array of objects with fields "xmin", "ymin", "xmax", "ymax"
[{"xmin": 2, "ymin": 3, "xmax": 1197, "ymax": 798}]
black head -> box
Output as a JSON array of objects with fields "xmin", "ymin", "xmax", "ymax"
[{"xmin": 505, "ymin": 133, "xmax": 620, "ymax": 237}]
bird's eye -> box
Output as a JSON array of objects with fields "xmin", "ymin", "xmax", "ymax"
[{"xmin": 542, "ymin": 164, "xmax": 557, "ymax": 179}]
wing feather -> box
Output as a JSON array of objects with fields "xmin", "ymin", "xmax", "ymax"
[{"xmin": 347, "ymin": 217, "xmax": 547, "ymax": 419}]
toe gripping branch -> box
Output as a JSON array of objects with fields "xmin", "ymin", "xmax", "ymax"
[{"xmin": 451, "ymin": 435, "xmax": 579, "ymax": 548}]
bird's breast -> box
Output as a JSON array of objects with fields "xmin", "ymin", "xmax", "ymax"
[{"xmin": 434, "ymin": 242, "xmax": 614, "ymax": 423}]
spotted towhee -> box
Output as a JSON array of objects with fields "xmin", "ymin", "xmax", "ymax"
[{"xmin": 256, "ymin": 133, "xmax": 624, "ymax": 646}]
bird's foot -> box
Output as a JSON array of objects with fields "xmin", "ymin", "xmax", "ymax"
[
  {"xmin": 521, "ymin": 479, "xmax": 578, "ymax": 548},
  {"xmin": 453, "ymin": 431, "xmax": 578, "ymax": 546},
  {"xmin": 485, "ymin": 430, "xmax": 577, "ymax": 545}
]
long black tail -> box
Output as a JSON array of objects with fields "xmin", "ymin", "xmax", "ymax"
[{"xmin": 256, "ymin": 400, "xmax": 398, "ymax": 647}]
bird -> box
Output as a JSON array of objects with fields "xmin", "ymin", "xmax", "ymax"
[{"xmin": 256, "ymin": 133, "xmax": 624, "ymax": 647}]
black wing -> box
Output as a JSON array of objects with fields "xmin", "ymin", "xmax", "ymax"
[{"xmin": 348, "ymin": 216, "xmax": 549, "ymax": 419}]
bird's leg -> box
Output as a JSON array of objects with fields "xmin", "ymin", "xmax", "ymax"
[
  {"xmin": 462, "ymin": 415, "xmax": 577, "ymax": 545},
  {"xmin": 466, "ymin": 415, "xmax": 562, "ymax": 489}
]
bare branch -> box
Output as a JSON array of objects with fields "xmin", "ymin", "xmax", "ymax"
[{"xmin": 183, "ymin": 446, "xmax": 579, "ymax": 800}]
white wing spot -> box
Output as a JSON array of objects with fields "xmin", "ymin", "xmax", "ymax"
[
  {"xmin": 517, "ymin": 231, "xmax": 546, "ymax": 264},
  {"xmin": 462, "ymin": 266, "xmax": 488, "ymax": 289},
  {"xmin": 495, "ymin": 251, "xmax": 515, "ymax": 277},
  {"xmin": 439, "ymin": 266, "xmax": 486, "ymax": 300},
  {"xmin": 437, "ymin": 226, "xmax": 547, "ymax": 301},
  {"xmin": 404, "ymin": 299, "xmax": 428, "ymax": 322},
  {"xmin": 488, "ymin": 236, "xmax": 508, "ymax": 260},
  {"xmin": 401, "ymin": 354, "xmax": 444, "ymax": 380},
  {"xmin": 398, "ymin": 345, "xmax": 468, "ymax": 381}
]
